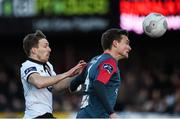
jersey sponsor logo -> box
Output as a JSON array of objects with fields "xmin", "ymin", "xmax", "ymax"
[
  {"xmin": 24, "ymin": 67, "xmax": 37, "ymax": 75},
  {"xmin": 103, "ymin": 64, "xmax": 113, "ymax": 74}
]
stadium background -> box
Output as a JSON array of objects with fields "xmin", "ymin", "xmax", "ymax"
[{"xmin": 0, "ymin": 0, "xmax": 180, "ymax": 118}]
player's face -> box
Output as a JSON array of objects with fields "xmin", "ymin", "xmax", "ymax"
[
  {"xmin": 36, "ymin": 38, "xmax": 51, "ymax": 62},
  {"xmin": 116, "ymin": 35, "xmax": 131, "ymax": 59}
]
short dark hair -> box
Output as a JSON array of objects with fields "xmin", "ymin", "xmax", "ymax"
[
  {"xmin": 101, "ymin": 28, "xmax": 128, "ymax": 50},
  {"xmin": 23, "ymin": 30, "xmax": 46, "ymax": 56}
]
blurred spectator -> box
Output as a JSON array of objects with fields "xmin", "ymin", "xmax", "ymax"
[
  {"xmin": 0, "ymin": 60, "xmax": 24, "ymax": 113},
  {"xmin": 0, "ymin": 70, "xmax": 9, "ymax": 111}
]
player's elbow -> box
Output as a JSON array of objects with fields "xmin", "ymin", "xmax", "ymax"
[{"xmin": 35, "ymin": 84, "xmax": 44, "ymax": 89}]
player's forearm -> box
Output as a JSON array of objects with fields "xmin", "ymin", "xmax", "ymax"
[
  {"xmin": 29, "ymin": 72, "xmax": 69, "ymax": 89},
  {"xmin": 53, "ymin": 77, "xmax": 73, "ymax": 91},
  {"xmin": 40, "ymin": 72, "xmax": 70, "ymax": 88},
  {"xmin": 93, "ymin": 80, "xmax": 114, "ymax": 115}
]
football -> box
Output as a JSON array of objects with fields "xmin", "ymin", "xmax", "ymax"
[{"xmin": 142, "ymin": 13, "xmax": 168, "ymax": 38}]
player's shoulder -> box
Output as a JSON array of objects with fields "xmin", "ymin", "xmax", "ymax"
[
  {"xmin": 21, "ymin": 60, "xmax": 38, "ymax": 67},
  {"xmin": 98, "ymin": 54, "xmax": 118, "ymax": 72},
  {"xmin": 20, "ymin": 60, "xmax": 40, "ymax": 72},
  {"xmin": 20, "ymin": 60, "xmax": 39, "ymax": 76}
]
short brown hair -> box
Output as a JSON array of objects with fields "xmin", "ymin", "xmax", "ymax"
[
  {"xmin": 101, "ymin": 28, "xmax": 128, "ymax": 50},
  {"xmin": 23, "ymin": 30, "xmax": 46, "ymax": 56}
]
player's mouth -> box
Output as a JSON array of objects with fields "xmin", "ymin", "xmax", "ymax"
[
  {"xmin": 126, "ymin": 50, "xmax": 130, "ymax": 54},
  {"xmin": 46, "ymin": 53, "xmax": 50, "ymax": 58},
  {"xmin": 125, "ymin": 51, "xmax": 130, "ymax": 58}
]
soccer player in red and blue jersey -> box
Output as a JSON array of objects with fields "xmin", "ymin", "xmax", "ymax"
[{"xmin": 70, "ymin": 28, "xmax": 131, "ymax": 118}]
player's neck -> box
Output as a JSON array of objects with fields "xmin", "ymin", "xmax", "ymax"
[
  {"xmin": 104, "ymin": 50, "xmax": 121, "ymax": 61},
  {"xmin": 29, "ymin": 55, "xmax": 46, "ymax": 63}
]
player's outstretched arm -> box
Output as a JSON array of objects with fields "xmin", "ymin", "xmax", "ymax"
[
  {"xmin": 54, "ymin": 60, "xmax": 86, "ymax": 91},
  {"xmin": 28, "ymin": 61, "xmax": 86, "ymax": 89},
  {"xmin": 65, "ymin": 60, "xmax": 86, "ymax": 77},
  {"xmin": 53, "ymin": 77, "xmax": 74, "ymax": 91},
  {"xmin": 68, "ymin": 66, "xmax": 87, "ymax": 92}
]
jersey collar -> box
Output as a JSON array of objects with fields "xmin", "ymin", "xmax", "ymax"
[
  {"xmin": 27, "ymin": 58, "xmax": 46, "ymax": 65},
  {"xmin": 103, "ymin": 53, "xmax": 117, "ymax": 63}
]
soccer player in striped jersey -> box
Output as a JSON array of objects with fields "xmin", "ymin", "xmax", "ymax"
[
  {"xmin": 69, "ymin": 28, "xmax": 131, "ymax": 118},
  {"xmin": 20, "ymin": 30, "xmax": 86, "ymax": 118}
]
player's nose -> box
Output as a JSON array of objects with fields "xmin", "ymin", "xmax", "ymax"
[
  {"xmin": 48, "ymin": 47, "xmax": 51, "ymax": 52},
  {"xmin": 128, "ymin": 45, "xmax": 132, "ymax": 51}
]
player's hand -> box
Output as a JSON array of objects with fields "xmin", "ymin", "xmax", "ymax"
[
  {"xmin": 77, "ymin": 60, "xmax": 87, "ymax": 74},
  {"xmin": 110, "ymin": 113, "xmax": 120, "ymax": 119},
  {"xmin": 66, "ymin": 60, "xmax": 86, "ymax": 77}
]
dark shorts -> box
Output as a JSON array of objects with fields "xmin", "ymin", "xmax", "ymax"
[{"xmin": 35, "ymin": 112, "xmax": 55, "ymax": 118}]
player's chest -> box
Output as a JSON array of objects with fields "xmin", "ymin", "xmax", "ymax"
[{"xmin": 37, "ymin": 66, "xmax": 52, "ymax": 76}]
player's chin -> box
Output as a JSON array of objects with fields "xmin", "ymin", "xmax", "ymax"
[
  {"xmin": 46, "ymin": 54, "xmax": 50, "ymax": 59},
  {"xmin": 123, "ymin": 54, "xmax": 129, "ymax": 59},
  {"xmin": 43, "ymin": 55, "xmax": 50, "ymax": 62}
]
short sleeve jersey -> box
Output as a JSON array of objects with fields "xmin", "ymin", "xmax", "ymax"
[{"xmin": 20, "ymin": 58, "xmax": 56, "ymax": 119}]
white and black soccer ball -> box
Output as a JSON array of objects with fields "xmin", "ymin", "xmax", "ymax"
[{"xmin": 142, "ymin": 13, "xmax": 168, "ymax": 38}]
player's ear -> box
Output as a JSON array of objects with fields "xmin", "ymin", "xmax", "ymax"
[
  {"xmin": 31, "ymin": 47, "xmax": 37, "ymax": 55},
  {"xmin": 112, "ymin": 40, "xmax": 118, "ymax": 48}
]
